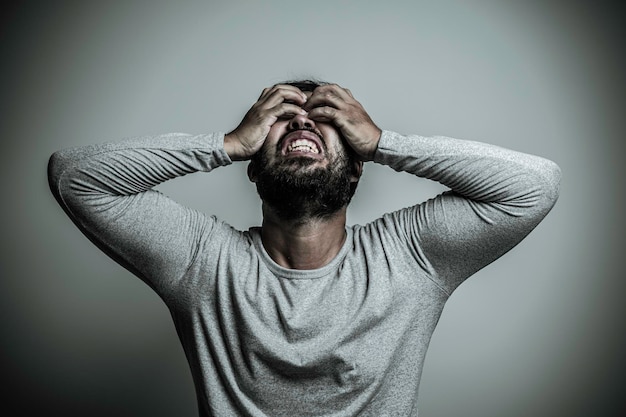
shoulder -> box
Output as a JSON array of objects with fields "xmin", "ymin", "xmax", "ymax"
[{"xmin": 350, "ymin": 205, "xmax": 424, "ymax": 259}]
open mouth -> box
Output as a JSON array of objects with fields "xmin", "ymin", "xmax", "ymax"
[
  {"xmin": 281, "ymin": 130, "xmax": 324, "ymax": 157},
  {"xmin": 287, "ymin": 139, "xmax": 320, "ymax": 154}
]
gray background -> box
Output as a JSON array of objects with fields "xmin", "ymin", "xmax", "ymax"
[{"xmin": 2, "ymin": 1, "xmax": 624, "ymax": 416}]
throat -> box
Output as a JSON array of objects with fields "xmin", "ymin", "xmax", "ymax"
[{"xmin": 260, "ymin": 210, "xmax": 348, "ymax": 270}]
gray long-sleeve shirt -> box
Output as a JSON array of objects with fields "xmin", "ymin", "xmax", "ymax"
[{"xmin": 48, "ymin": 131, "xmax": 560, "ymax": 416}]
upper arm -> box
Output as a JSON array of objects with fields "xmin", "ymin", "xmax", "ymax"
[
  {"xmin": 49, "ymin": 153, "xmax": 217, "ymax": 296},
  {"xmin": 394, "ymin": 161, "xmax": 561, "ymax": 293}
]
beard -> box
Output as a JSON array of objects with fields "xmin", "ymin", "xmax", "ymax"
[{"xmin": 251, "ymin": 147, "xmax": 357, "ymax": 222}]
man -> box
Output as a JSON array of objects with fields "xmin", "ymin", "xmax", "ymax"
[{"xmin": 48, "ymin": 80, "xmax": 560, "ymax": 416}]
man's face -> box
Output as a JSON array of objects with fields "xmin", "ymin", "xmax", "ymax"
[
  {"xmin": 261, "ymin": 93, "xmax": 350, "ymax": 173},
  {"xmin": 248, "ymin": 95, "xmax": 361, "ymax": 221}
]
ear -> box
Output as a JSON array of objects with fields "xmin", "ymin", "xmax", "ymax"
[
  {"xmin": 247, "ymin": 161, "xmax": 258, "ymax": 183},
  {"xmin": 350, "ymin": 160, "xmax": 363, "ymax": 183}
]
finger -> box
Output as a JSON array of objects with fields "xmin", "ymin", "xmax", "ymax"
[
  {"xmin": 261, "ymin": 87, "xmax": 307, "ymax": 109},
  {"xmin": 273, "ymin": 83, "xmax": 308, "ymax": 93},
  {"xmin": 269, "ymin": 103, "xmax": 308, "ymax": 120},
  {"xmin": 304, "ymin": 92, "xmax": 343, "ymax": 112},
  {"xmin": 304, "ymin": 84, "xmax": 352, "ymax": 111},
  {"xmin": 314, "ymin": 83, "xmax": 353, "ymax": 100},
  {"xmin": 307, "ymin": 106, "xmax": 340, "ymax": 123},
  {"xmin": 259, "ymin": 84, "xmax": 306, "ymax": 102},
  {"xmin": 258, "ymin": 87, "xmax": 271, "ymax": 100}
]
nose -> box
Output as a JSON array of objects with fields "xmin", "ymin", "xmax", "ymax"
[{"xmin": 288, "ymin": 114, "xmax": 316, "ymax": 131}]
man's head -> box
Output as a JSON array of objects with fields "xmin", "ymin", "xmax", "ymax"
[{"xmin": 248, "ymin": 80, "xmax": 363, "ymax": 221}]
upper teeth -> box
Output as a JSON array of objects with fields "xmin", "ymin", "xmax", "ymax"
[{"xmin": 287, "ymin": 139, "xmax": 319, "ymax": 153}]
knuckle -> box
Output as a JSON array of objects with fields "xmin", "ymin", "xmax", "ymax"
[
  {"xmin": 322, "ymin": 91, "xmax": 336, "ymax": 100},
  {"xmin": 317, "ymin": 84, "xmax": 332, "ymax": 92}
]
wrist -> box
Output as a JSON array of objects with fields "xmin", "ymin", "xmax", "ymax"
[
  {"xmin": 223, "ymin": 132, "xmax": 247, "ymax": 161},
  {"xmin": 360, "ymin": 127, "xmax": 382, "ymax": 162}
]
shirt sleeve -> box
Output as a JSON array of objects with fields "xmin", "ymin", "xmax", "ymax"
[
  {"xmin": 48, "ymin": 132, "xmax": 232, "ymax": 296},
  {"xmin": 373, "ymin": 130, "xmax": 561, "ymax": 294}
]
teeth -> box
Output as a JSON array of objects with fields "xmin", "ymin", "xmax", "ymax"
[{"xmin": 287, "ymin": 139, "xmax": 319, "ymax": 153}]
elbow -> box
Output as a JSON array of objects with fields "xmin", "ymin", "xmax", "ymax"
[
  {"xmin": 537, "ymin": 158, "xmax": 562, "ymax": 211},
  {"xmin": 545, "ymin": 159, "xmax": 561, "ymax": 196},
  {"xmin": 48, "ymin": 150, "xmax": 70, "ymax": 198},
  {"xmin": 47, "ymin": 151, "xmax": 62, "ymax": 188}
]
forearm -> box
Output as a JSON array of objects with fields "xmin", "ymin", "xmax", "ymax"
[
  {"xmin": 48, "ymin": 132, "xmax": 231, "ymax": 199},
  {"xmin": 374, "ymin": 130, "xmax": 561, "ymax": 215}
]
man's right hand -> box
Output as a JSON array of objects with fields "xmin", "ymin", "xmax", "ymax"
[{"xmin": 224, "ymin": 85, "xmax": 308, "ymax": 160}]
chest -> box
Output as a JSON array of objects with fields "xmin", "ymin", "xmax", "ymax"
[
  {"xmin": 224, "ymin": 259, "xmax": 442, "ymax": 373},
  {"xmin": 174, "ymin": 245, "xmax": 448, "ymax": 414}
]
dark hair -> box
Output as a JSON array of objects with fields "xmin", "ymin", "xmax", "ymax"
[{"xmin": 282, "ymin": 79, "xmax": 329, "ymax": 92}]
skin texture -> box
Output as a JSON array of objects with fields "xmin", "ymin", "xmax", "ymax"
[{"xmin": 223, "ymin": 84, "xmax": 382, "ymax": 270}]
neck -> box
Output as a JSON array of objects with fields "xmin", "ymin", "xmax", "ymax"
[{"xmin": 260, "ymin": 204, "xmax": 348, "ymax": 270}]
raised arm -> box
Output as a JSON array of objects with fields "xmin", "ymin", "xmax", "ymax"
[
  {"xmin": 304, "ymin": 83, "xmax": 561, "ymax": 293},
  {"xmin": 48, "ymin": 85, "xmax": 310, "ymax": 295},
  {"xmin": 375, "ymin": 131, "xmax": 561, "ymax": 293},
  {"xmin": 48, "ymin": 133, "xmax": 231, "ymax": 294}
]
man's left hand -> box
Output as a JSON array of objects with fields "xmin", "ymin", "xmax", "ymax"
[{"xmin": 304, "ymin": 84, "xmax": 382, "ymax": 161}]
